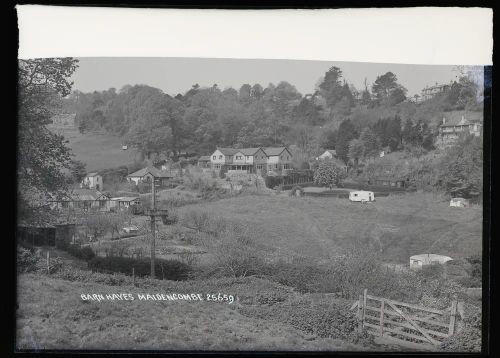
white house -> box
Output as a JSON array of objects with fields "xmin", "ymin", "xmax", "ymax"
[
  {"xmin": 81, "ymin": 173, "xmax": 103, "ymax": 190},
  {"xmin": 317, "ymin": 149, "xmax": 336, "ymax": 160},
  {"xmin": 409, "ymin": 254, "xmax": 453, "ymax": 269},
  {"xmin": 349, "ymin": 191, "xmax": 375, "ymax": 203}
]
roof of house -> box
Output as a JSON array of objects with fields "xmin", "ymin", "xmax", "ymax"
[
  {"xmin": 216, "ymin": 148, "xmax": 240, "ymax": 156},
  {"xmin": 320, "ymin": 149, "xmax": 336, "ymax": 156},
  {"xmin": 86, "ymin": 172, "xmax": 100, "ymax": 177},
  {"xmin": 441, "ymin": 111, "xmax": 483, "ymax": 127},
  {"xmin": 111, "ymin": 196, "xmax": 140, "ymax": 202},
  {"xmin": 373, "ymin": 176, "xmax": 408, "ymax": 182},
  {"xmin": 67, "ymin": 188, "xmax": 109, "ymax": 201},
  {"xmin": 410, "ymin": 254, "xmax": 453, "ymax": 262},
  {"xmin": 263, "ymin": 147, "xmax": 289, "ymax": 156},
  {"xmin": 127, "ymin": 166, "xmax": 173, "ymax": 178},
  {"xmin": 239, "ymin": 148, "xmax": 263, "ymax": 156},
  {"xmin": 198, "ymin": 156, "xmax": 211, "ymax": 161}
]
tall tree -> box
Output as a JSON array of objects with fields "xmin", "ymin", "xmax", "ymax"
[
  {"xmin": 319, "ymin": 66, "xmax": 345, "ymax": 114},
  {"xmin": 18, "ymin": 58, "xmax": 79, "ymax": 224},
  {"xmin": 359, "ymin": 127, "xmax": 380, "ymax": 158},
  {"xmin": 336, "ymin": 119, "xmax": 358, "ymax": 164},
  {"xmin": 371, "ymin": 72, "xmax": 407, "ymax": 106}
]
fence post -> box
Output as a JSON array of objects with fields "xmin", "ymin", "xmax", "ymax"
[
  {"xmin": 362, "ymin": 289, "xmax": 368, "ymax": 328},
  {"xmin": 358, "ymin": 294, "xmax": 363, "ymax": 333},
  {"xmin": 132, "ymin": 267, "xmax": 135, "ymax": 286},
  {"xmin": 448, "ymin": 301, "xmax": 458, "ymax": 336},
  {"xmin": 379, "ymin": 299, "xmax": 385, "ymax": 336},
  {"xmin": 46, "ymin": 251, "xmax": 50, "ymax": 275}
]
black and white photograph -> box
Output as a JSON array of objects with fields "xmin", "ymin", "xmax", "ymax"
[{"xmin": 15, "ymin": 6, "xmax": 492, "ymax": 353}]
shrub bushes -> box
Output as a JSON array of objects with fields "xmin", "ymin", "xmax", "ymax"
[
  {"xmin": 239, "ymin": 302, "xmax": 360, "ymax": 340},
  {"xmin": 441, "ymin": 304, "xmax": 481, "ymax": 352},
  {"xmin": 17, "ymin": 246, "xmax": 41, "ymax": 273},
  {"xmin": 87, "ymin": 256, "xmax": 192, "ymax": 280}
]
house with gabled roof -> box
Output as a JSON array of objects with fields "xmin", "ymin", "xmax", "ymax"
[
  {"xmin": 263, "ymin": 147, "xmax": 293, "ymax": 173},
  {"xmin": 48, "ymin": 188, "xmax": 111, "ymax": 211},
  {"xmin": 316, "ymin": 149, "xmax": 337, "ymax": 160},
  {"xmin": 209, "ymin": 146, "xmax": 292, "ymax": 174},
  {"xmin": 126, "ymin": 166, "xmax": 173, "ymax": 186},
  {"xmin": 437, "ymin": 112, "xmax": 482, "ymax": 148}
]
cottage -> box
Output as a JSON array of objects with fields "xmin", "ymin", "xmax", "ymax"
[
  {"xmin": 109, "ymin": 197, "xmax": 141, "ymax": 210},
  {"xmin": 81, "ymin": 172, "xmax": 103, "ymax": 190},
  {"xmin": 49, "ymin": 188, "xmax": 111, "ymax": 211},
  {"xmin": 316, "ymin": 149, "xmax": 337, "ymax": 160},
  {"xmin": 126, "ymin": 166, "xmax": 173, "ymax": 186},
  {"xmin": 410, "ymin": 254, "xmax": 453, "ymax": 269}
]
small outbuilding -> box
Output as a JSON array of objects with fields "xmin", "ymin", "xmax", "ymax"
[
  {"xmin": 409, "ymin": 254, "xmax": 453, "ymax": 269},
  {"xmin": 450, "ymin": 197, "xmax": 470, "ymax": 207}
]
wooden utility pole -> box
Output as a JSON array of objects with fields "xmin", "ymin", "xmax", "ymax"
[{"xmin": 150, "ymin": 177, "xmax": 158, "ymax": 279}]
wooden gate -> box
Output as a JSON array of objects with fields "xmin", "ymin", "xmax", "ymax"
[{"xmin": 351, "ymin": 289, "xmax": 460, "ymax": 351}]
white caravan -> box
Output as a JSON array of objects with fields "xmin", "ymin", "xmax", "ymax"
[{"xmin": 349, "ymin": 190, "xmax": 375, "ymax": 203}]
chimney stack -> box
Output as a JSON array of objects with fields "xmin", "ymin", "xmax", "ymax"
[{"xmin": 442, "ymin": 117, "xmax": 446, "ymax": 125}]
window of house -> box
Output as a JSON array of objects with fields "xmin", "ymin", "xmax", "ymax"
[
  {"xmin": 236, "ymin": 155, "xmax": 242, "ymax": 160},
  {"xmin": 212, "ymin": 155, "xmax": 216, "ymax": 160},
  {"xmin": 219, "ymin": 155, "xmax": 223, "ymax": 159},
  {"xmin": 354, "ymin": 193, "xmax": 358, "ymax": 197}
]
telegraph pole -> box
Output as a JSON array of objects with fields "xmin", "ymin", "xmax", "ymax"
[{"xmin": 149, "ymin": 176, "xmax": 159, "ymax": 279}]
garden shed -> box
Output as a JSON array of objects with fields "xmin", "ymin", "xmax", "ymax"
[
  {"xmin": 409, "ymin": 254, "xmax": 453, "ymax": 269},
  {"xmin": 450, "ymin": 197, "xmax": 470, "ymax": 207}
]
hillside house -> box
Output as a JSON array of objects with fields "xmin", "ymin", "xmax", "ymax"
[
  {"xmin": 126, "ymin": 166, "xmax": 173, "ymax": 186},
  {"xmin": 437, "ymin": 113, "xmax": 483, "ymax": 148},
  {"xmin": 410, "ymin": 254, "xmax": 453, "ymax": 269},
  {"xmin": 316, "ymin": 149, "xmax": 337, "ymax": 160},
  {"xmin": 49, "ymin": 188, "xmax": 111, "ymax": 211},
  {"xmin": 81, "ymin": 172, "xmax": 103, "ymax": 190}
]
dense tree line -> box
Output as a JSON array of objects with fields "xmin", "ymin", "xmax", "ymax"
[{"xmin": 63, "ymin": 67, "xmax": 481, "ymax": 164}]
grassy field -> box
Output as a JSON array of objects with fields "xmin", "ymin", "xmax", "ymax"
[
  {"xmin": 49, "ymin": 125, "xmax": 140, "ymax": 172},
  {"xmin": 16, "ymin": 273, "xmax": 365, "ymax": 351},
  {"xmin": 176, "ymin": 191, "xmax": 482, "ymax": 264}
]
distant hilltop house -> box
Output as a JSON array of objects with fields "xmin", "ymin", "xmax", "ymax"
[
  {"xmin": 80, "ymin": 172, "xmax": 103, "ymax": 190},
  {"xmin": 209, "ymin": 146, "xmax": 292, "ymax": 174},
  {"xmin": 50, "ymin": 113, "xmax": 76, "ymax": 126},
  {"xmin": 126, "ymin": 166, "xmax": 174, "ymax": 186},
  {"xmin": 420, "ymin": 82, "xmax": 453, "ymax": 102},
  {"xmin": 410, "ymin": 254, "xmax": 453, "ymax": 269},
  {"xmin": 48, "ymin": 188, "xmax": 111, "ymax": 211},
  {"xmin": 316, "ymin": 149, "xmax": 337, "ymax": 160},
  {"xmin": 437, "ymin": 112, "xmax": 483, "ymax": 148}
]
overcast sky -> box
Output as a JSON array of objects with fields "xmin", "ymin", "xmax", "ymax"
[{"xmin": 71, "ymin": 57, "xmax": 463, "ymax": 98}]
